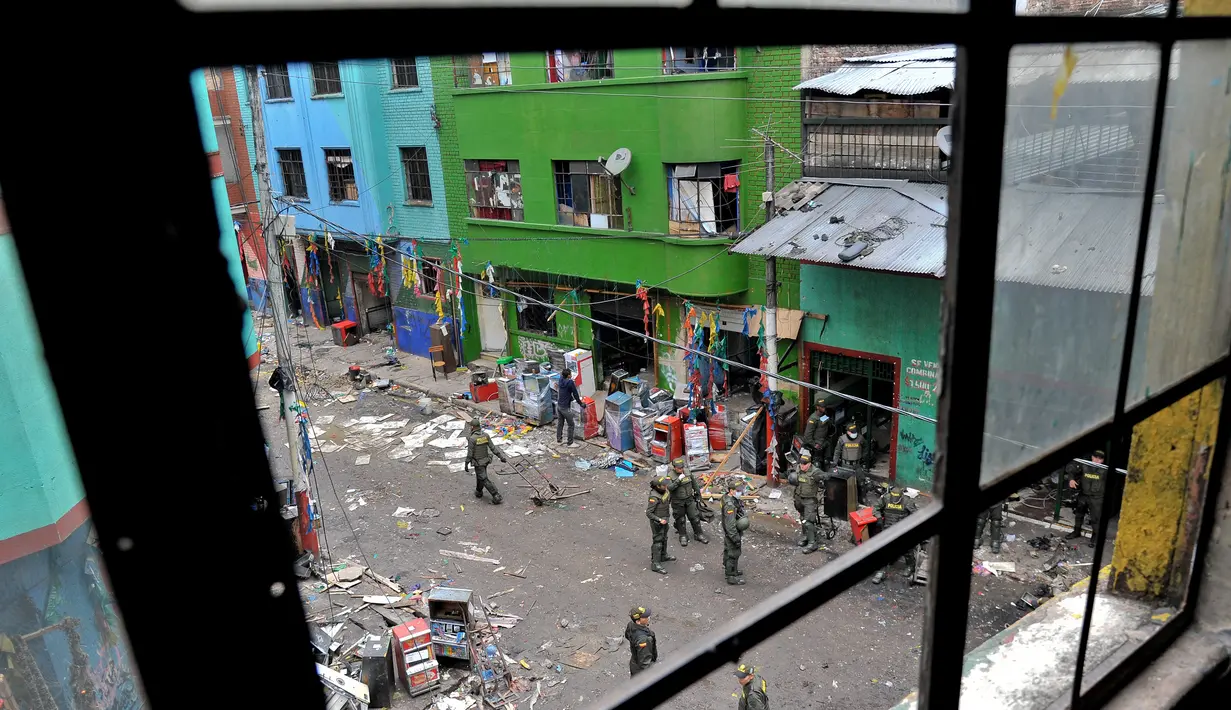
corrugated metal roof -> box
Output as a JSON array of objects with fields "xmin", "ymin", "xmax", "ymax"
[
  {"xmin": 732, "ymin": 179, "xmax": 949, "ymax": 277},
  {"xmin": 734, "ymin": 179, "xmax": 1161, "ymax": 294},
  {"xmin": 995, "ymin": 188, "xmax": 1160, "ymax": 296},
  {"xmin": 797, "ymin": 44, "xmax": 1173, "ymax": 96}
]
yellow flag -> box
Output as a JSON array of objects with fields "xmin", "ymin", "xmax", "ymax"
[{"xmin": 1051, "ymin": 45, "xmax": 1079, "ymax": 120}]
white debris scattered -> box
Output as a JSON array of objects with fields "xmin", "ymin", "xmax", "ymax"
[
  {"xmin": 316, "ymin": 415, "xmax": 335, "ymax": 425},
  {"xmin": 904, "ymin": 488, "xmax": 920, "ymax": 498},
  {"xmin": 447, "ymin": 462, "xmax": 466, "ymax": 473},
  {"xmin": 429, "ymin": 436, "xmax": 467, "ymax": 449},
  {"xmin": 355, "ymin": 455, "xmax": 371, "ymax": 465},
  {"xmin": 442, "ymin": 419, "xmax": 467, "ymax": 430},
  {"xmin": 444, "ymin": 449, "xmax": 468, "ymax": 460},
  {"xmin": 393, "ymin": 507, "xmax": 413, "ymax": 517},
  {"xmin": 428, "ymin": 460, "xmax": 450, "ymax": 466}
]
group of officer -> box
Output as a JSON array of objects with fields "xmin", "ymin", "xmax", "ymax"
[
  {"xmin": 625, "ymin": 605, "xmax": 769, "ymax": 709},
  {"xmin": 647, "ymin": 457, "xmax": 750, "ymax": 585},
  {"xmin": 801, "ymin": 400, "xmax": 876, "ymax": 472}
]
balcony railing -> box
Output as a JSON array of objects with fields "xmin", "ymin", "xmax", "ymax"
[{"xmin": 804, "ymin": 117, "xmax": 950, "ymax": 182}]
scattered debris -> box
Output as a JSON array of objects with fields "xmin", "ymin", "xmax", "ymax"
[
  {"xmin": 562, "ymin": 651, "xmax": 600, "ymax": 669},
  {"xmin": 440, "ymin": 550, "xmax": 502, "ymax": 565},
  {"xmin": 325, "ymin": 566, "xmax": 367, "ymax": 585},
  {"xmin": 361, "ymin": 595, "xmax": 403, "ymax": 605},
  {"xmin": 393, "ymin": 507, "xmax": 413, "ymax": 517},
  {"xmin": 355, "ymin": 454, "xmax": 371, "ymax": 465}
]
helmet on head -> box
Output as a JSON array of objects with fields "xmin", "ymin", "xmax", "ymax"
[
  {"xmin": 799, "ymin": 451, "xmax": 812, "ymax": 464},
  {"xmin": 652, "ymin": 476, "xmax": 669, "ymax": 491},
  {"xmin": 672, "ymin": 457, "xmax": 686, "ymax": 471}
]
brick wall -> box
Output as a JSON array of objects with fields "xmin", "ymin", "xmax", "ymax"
[
  {"xmin": 741, "ymin": 46, "xmax": 803, "ymax": 310},
  {"xmin": 429, "ymin": 56, "xmax": 469, "ymax": 251},
  {"xmin": 232, "ymin": 67, "xmax": 260, "ymax": 213},
  {"xmin": 804, "ymin": 45, "xmax": 926, "ymax": 81},
  {"xmin": 205, "ymin": 67, "xmax": 259, "ymax": 215}
]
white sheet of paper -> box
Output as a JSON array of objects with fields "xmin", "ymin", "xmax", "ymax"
[{"xmin": 355, "ymin": 455, "xmax": 371, "ymax": 465}]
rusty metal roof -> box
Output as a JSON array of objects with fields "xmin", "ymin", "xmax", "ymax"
[
  {"xmin": 731, "ymin": 179, "xmax": 949, "ymax": 277},
  {"xmin": 795, "ymin": 45, "xmax": 955, "ymax": 96},
  {"xmin": 995, "ymin": 187, "xmax": 1160, "ymax": 296},
  {"xmin": 734, "ymin": 179, "xmax": 1161, "ymax": 295}
]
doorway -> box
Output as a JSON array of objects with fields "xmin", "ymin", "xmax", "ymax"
[
  {"xmin": 350, "ymin": 273, "xmax": 392, "ymax": 336},
  {"xmin": 590, "ymin": 297, "xmax": 651, "ymax": 381},
  {"xmin": 477, "ymin": 294, "xmax": 508, "ymax": 355},
  {"xmin": 809, "ymin": 348, "xmax": 898, "ymax": 479}
]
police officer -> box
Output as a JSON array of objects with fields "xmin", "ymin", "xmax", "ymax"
[
  {"xmin": 834, "ymin": 421, "xmax": 872, "ymax": 470},
  {"xmin": 733, "ymin": 664, "xmax": 769, "ymax": 710},
  {"xmin": 625, "ymin": 606, "xmax": 657, "ymax": 677},
  {"xmin": 646, "ymin": 477, "xmax": 677, "ymax": 574},
  {"xmin": 465, "ymin": 418, "xmax": 506, "ymax": 505},
  {"xmin": 669, "ymin": 458, "xmax": 710, "ymax": 547},
  {"xmin": 802, "ymin": 399, "xmax": 835, "ymax": 464},
  {"xmin": 788, "ymin": 450, "xmax": 822, "ymax": 554},
  {"xmin": 722, "ymin": 477, "xmax": 748, "ymax": 586},
  {"xmin": 871, "ymin": 486, "xmax": 914, "ymax": 585},
  {"xmin": 1065, "ymin": 450, "xmax": 1107, "ymax": 548},
  {"xmin": 975, "ymin": 500, "xmax": 1006, "ymax": 554}
]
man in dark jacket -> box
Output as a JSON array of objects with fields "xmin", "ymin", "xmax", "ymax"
[
  {"xmin": 1065, "ymin": 450, "xmax": 1108, "ymax": 548},
  {"xmin": 625, "ymin": 605, "xmax": 657, "ymax": 677},
  {"xmin": 556, "ymin": 369, "xmax": 584, "ymax": 448},
  {"xmin": 801, "ymin": 399, "xmax": 835, "ymax": 465},
  {"xmin": 734, "ymin": 664, "xmax": 769, "ymax": 710}
]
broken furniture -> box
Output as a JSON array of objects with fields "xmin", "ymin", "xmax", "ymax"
[
  {"xmin": 358, "ymin": 634, "xmax": 395, "ymax": 708},
  {"xmin": 332, "ymin": 320, "xmax": 360, "ymax": 347},
  {"xmin": 430, "ymin": 322, "xmax": 458, "ymax": 374},
  {"xmin": 393, "ymin": 619, "xmax": 440, "ymax": 697},
  {"xmin": 651, "ymin": 414, "xmax": 683, "ymax": 463},
  {"xmin": 470, "ymin": 371, "xmax": 499, "ymax": 403},
  {"xmin": 428, "ymin": 587, "xmax": 476, "ymax": 667}
]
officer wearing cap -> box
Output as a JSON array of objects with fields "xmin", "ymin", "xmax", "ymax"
[
  {"xmin": 722, "ymin": 477, "xmax": 749, "ymax": 585},
  {"xmin": 1065, "ymin": 450, "xmax": 1108, "ymax": 548},
  {"xmin": 872, "ymin": 486, "xmax": 915, "ymax": 585},
  {"xmin": 466, "ymin": 417, "xmax": 506, "ymax": 505},
  {"xmin": 802, "ymin": 399, "xmax": 836, "ymax": 465},
  {"xmin": 733, "ymin": 664, "xmax": 769, "ymax": 710},
  {"xmin": 646, "ymin": 476, "xmax": 677, "ymax": 574},
  {"xmin": 625, "ymin": 606, "xmax": 657, "ymax": 677},
  {"xmin": 788, "ymin": 449, "xmax": 822, "ymax": 554},
  {"xmin": 670, "ymin": 457, "xmax": 709, "ymax": 547}
]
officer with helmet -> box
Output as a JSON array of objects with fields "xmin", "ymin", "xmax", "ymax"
[
  {"xmin": 465, "ymin": 417, "xmax": 506, "ymax": 505},
  {"xmin": 788, "ymin": 449, "xmax": 822, "ymax": 554},
  {"xmin": 669, "ymin": 457, "xmax": 709, "ymax": 547},
  {"xmin": 722, "ymin": 476, "xmax": 750, "ymax": 585},
  {"xmin": 646, "ymin": 476, "xmax": 677, "ymax": 574}
]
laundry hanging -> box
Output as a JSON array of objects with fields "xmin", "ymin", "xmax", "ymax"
[{"xmin": 723, "ymin": 174, "xmax": 740, "ymax": 192}]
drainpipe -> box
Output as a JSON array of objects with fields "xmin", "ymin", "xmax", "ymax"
[{"xmin": 189, "ymin": 69, "xmax": 259, "ymax": 369}]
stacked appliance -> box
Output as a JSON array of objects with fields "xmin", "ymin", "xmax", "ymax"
[
  {"xmin": 496, "ymin": 377, "xmax": 515, "ymax": 415},
  {"xmin": 605, "ymin": 391, "xmax": 634, "ymax": 451},
  {"xmin": 630, "ymin": 408, "xmax": 658, "ymax": 456},
  {"xmin": 564, "ymin": 348, "xmax": 596, "ymax": 397},
  {"xmin": 684, "ymin": 423, "xmax": 711, "ymax": 471},
  {"xmin": 521, "ymin": 374, "xmax": 554, "ymax": 425},
  {"xmin": 651, "ymin": 415, "xmax": 683, "ymax": 463},
  {"xmin": 392, "ymin": 619, "xmax": 439, "ymax": 698}
]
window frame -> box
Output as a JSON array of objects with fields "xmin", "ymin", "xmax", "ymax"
[
  {"xmin": 400, "ymin": 146, "xmax": 433, "ymax": 205},
  {"xmin": 666, "ymin": 161, "xmax": 741, "ymax": 237},
  {"xmin": 264, "ymin": 62, "xmax": 292, "ymax": 101},
  {"xmin": 276, "ymin": 147, "xmax": 309, "ymax": 201},
  {"xmin": 417, "ymin": 256, "xmax": 443, "ymax": 299},
  {"xmin": 463, "ymin": 159, "xmax": 523, "ymax": 222},
  {"xmin": 322, "ymin": 148, "xmax": 357, "ymax": 203},
  {"xmin": 552, "ymin": 160, "xmax": 624, "ymax": 230},
  {"xmin": 511, "ymin": 285, "xmax": 558, "ymax": 338},
  {"xmin": 547, "ymin": 49, "xmax": 615, "ymax": 83},
  {"xmin": 454, "ymin": 52, "xmax": 513, "ymax": 88},
  {"xmin": 663, "ymin": 46, "xmax": 738, "ymax": 74},
  {"xmin": 16, "ymin": 4, "xmax": 1231, "ymax": 710},
  {"xmin": 390, "ymin": 58, "xmax": 419, "ymax": 89},
  {"xmin": 311, "ymin": 60, "xmax": 343, "ymax": 97}
]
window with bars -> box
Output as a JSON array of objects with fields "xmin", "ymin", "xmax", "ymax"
[
  {"xmin": 667, "ymin": 161, "xmax": 740, "ymax": 237},
  {"xmin": 553, "ymin": 160, "xmax": 623, "ymax": 229},
  {"xmin": 663, "ymin": 47, "xmax": 737, "ymax": 74},
  {"xmin": 454, "ymin": 52, "xmax": 513, "ymax": 87},
  {"xmin": 311, "ymin": 61, "xmax": 342, "ymax": 96},
  {"xmin": 464, "ymin": 159, "xmax": 522, "ymax": 221},
  {"xmin": 265, "ymin": 63, "xmax": 291, "ymax": 100},
  {"xmin": 276, "ymin": 148, "xmax": 308, "ymax": 200},
  {"xmin": 547, "ymin": 50, "xmax": 614, "ymax": 83},
  {"xmin": 323, "ymin": 148, "xmax": 357, "ymax": 202},
  {"xmin": 400, "ymin": 146, "xmax": 432, "ymax": 204},
  {"xmin": 390, "ymin": 58, "xmax": 419, "ymax": 89},
  {"xmin": 418, "ymin": 257, "xmax": 442, "ymax": 297}
]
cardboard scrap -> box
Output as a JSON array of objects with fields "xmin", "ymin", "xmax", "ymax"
[
  {"xmin": 361, "ymin": 595, "xmax": 403, "ymax": 605},
  {"xmin": 365, "ymin": 569, "xmax": 404, "ymax": 593},
  {"xmin": 325, "ymin": 566, "xmax": 367, "ymax": 585},
  {"xmin": 440, "ymin": 550, "xmax": 501, "ymax": 565}
]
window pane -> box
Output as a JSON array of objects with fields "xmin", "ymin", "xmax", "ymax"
[
  {"xmin": 1127, "ymin": 40, "xmax": 1231, "ymax": 408},
  {"xmin": 1, "ymin": 213, "xmax": 149, "ymax": 709},
  {"xmin": 980, "ymin": 43, "xmax": 1162, "ymax": 482},
  {"xmin": 719, "ymin": 0, "xmax": 966, "ymax": 10}
]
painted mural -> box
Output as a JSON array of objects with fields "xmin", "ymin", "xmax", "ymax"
[{"xmin": 0, "ymin": 524, "xmax": 145, "ymax": 710}]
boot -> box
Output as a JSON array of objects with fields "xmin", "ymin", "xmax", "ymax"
[
  {"xmin": 661, "ymin": 551, "xmax": 677, "ymax": 562},
  {"xmin": 990, "ymin": 522, "xmax": 1002, "ymax": 554},
  {"xmin": 475, "ymin": 490, "xmax": 484, "ymax": 499},
  {"xmin": 974, "ymin": 518, "xmax": 986, "ymax": 549},
  {"xmin": 492, "ymin": 494, "xmax": 504, "ymax": 505},
  {"xmin": 679, "ymin": 533, "xmax": 689, "ymax": 547},
  {"xmin": 991, "ymin": 538, "xmax": 1001, "ymax": 554},
  {"xmin": 693, "ymin": 526, "xmax": 709, "ymax": 545},
  {"xmin": 803, "ymin": 527, "xmax": 820, "ymax": 554},
  {"xmin": 871, "ymin": 570, "xmax": 886, "ymax": 585},
  {"xmin": 1066, "ymin": 515, "xmax": 1085, "ymax": 540},
  {"xmin": 651, "ymin": 550, "xmax": 667, "ymax": 574},
  {"xmin": 726, "ymin": 576, "xmax": 745, "ymax": 585},
  {"xmin": 798, "ymin": 536, "xmax": 809, "ymax": 548},
  {"xmin": 974, "ymin": 535, "xmax": 983, "ymax": 550}
]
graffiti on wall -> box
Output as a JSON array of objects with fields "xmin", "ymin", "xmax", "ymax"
[
  {"xmin": 903, "ymin": 358, "xmax": 939, "ymax": 407},
  {"xmin": 0, "ymin": 524, "xmax": 145, "ymax": 710},
  {"xmin": 516, "ymin": 335, "xmax": 562, "ymax": 360}
]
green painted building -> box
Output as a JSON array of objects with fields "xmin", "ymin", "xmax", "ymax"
[{"xmin": 430, "ymin": 47, "xmax": 802, "ymax": 397}]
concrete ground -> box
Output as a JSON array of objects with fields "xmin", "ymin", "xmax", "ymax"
[{"xmin": 254, "ymin": 315, "xmax": 1117, "ymax": 709}]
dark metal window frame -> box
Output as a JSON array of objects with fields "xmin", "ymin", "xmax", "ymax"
[
  {"xmin": 453, "ymin": 52, "xmax": 514, "ymax": 88},
  {"xmin": 323, "ymin": 147, "xmax": 356, "ymax": 203},
  {"xmin": 666, "ymin": 160, "xmax": 741, "ymax": 237},
  {"xmin": 464, "ymin": 158, "xmax": 523, "ymax": 222},
  {"xmin": 311, "ymin": 60, "xmax": 343, "ymax": 96},
  {"xmin": 512, "ymin": 285, "xmax": 557, "ymax": 338},
  {"xmin": 276, "ymin": 147, "xmax": 309, "ymax": 200},
  {"xmin": 547, "ymin": 49, "xmax": 615, "ymax": 83},
  {"xmin": 391, "ymin": 58, "xmax": 419, "ymax": 89},
  {"xmin": 552, "ymin": 159, "xmax": 624, "ymax": 229},
  {"xmin": 265, "ymin": 62, "xmax": 292, "ymax": 100},
  {"xmin": 418, "ymin": 256, "xmax": 443, "ymax": 298},
  {"xmin": 663, "ymin": 46, "xmax": 738, "ymax": 74},
  {"xmin": 400, "ymin": 146, "xmax": 433, "ymax": 204},
  {"xmin": 9, "ymin": 3, "xmax": 1231, "ymax": 710}
]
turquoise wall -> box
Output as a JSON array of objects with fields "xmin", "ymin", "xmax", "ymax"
[
  {"xmin": 379, "ymin": 57, "xmax": 452, "ymax": 243},
  {"xmin": 800, "ymin": 265, "xmax": 943, "ymax": 490},
  {"xmin": 0, "ymin": 234, "xmax": 85, "ymax": 540}
]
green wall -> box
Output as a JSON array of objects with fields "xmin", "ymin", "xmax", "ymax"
[{"xmin": 800, "ymin": 265, "xmax": 943, "ymax": 490}]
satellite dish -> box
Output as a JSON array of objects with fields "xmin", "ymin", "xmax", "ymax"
[
  {"xmin": 604, "ymin": 148, "xmax": 632, "ymax": 176},
  {"xmin": 935, "ymin": 126, "xmax": 953, "ymax": 157}
]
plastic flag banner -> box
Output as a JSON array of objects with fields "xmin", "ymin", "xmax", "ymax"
[
  {"xmin": 635, "ymin": 280, "xmax": 651, "ymax": 338},
  {"xmin": 410, "ymin": 239, "xmax": 422, "ymax": 298},
  {"xmin": 485, "ymin": 261, "xmax": 497, "ymax": 298}
]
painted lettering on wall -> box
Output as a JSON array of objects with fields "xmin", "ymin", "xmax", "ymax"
[
  {"xmin": 516, "ymin": 335, "xmax": 554, "ymax": 360},
  {"xmin": 904, "ymin": 358, "xmax": 940, "ymax": 406}
]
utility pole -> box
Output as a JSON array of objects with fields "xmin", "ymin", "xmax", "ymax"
[
  {"xmin": 246, "ymin": 65, "xmax": 318, "ymax": 560},
  {"xmin": 763, "ymin": 134, "xmax": 780, "ymax": 487}
]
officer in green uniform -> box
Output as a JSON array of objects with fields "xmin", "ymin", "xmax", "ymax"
[
  {"xmin": 646, "ymin": 477, "xmax": 677, "ymax": 574},
  {"xmin": 1065, "ymin": 450, "xmax": 1107, "ymax": 548},
  {"xmin": 802, "ymin": 399, "xmax": 835, "ymax": 465},
  {"xmin": 733, "ymin": 664, "xmax": 769, "ymax": 710},
  {"xmin": 871, "ymin": 486, "xmax": 914, "ymax": 585},
  {"xmin": 625, "ymin": 606, "xmax": 657, "ymax": 677},
  {"xmin": 722, "ymin": 477, "xmax": 748, "ymax": 586},
  {"xmin": 834, "ymin": 421, "xmax": 873, "ymax": 471},
  {"xmin": 788, "ymin": 451, "xmax": 822, "ymax": 554},
  {"xmin": 669, "ymin": 457, "xmax": 709, "ymax": 547},
  {"xmin": 465, "ymin": 418, "xmax": 506, "ymax": 505},
  {"xmin": 975, "ymin": 500, "xmax": 1006, "ymax": 554}
]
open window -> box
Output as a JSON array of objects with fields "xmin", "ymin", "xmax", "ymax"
[
  {"xmin": 511, "ymin": 285, "xmax": 556, "ymax": 337},
  {"xmin": 553, "ymin": 160, "xmax": 623, "ymax": 229},
  {"xmin": 547, "ymin": 50, "xmax": 613, "ymax": 83},
  {"xmin": 454, "ymin": 52, "xmax": 512, "ymax": 87},
  {"xmin": 664, "ymin": 47, "xmax": 737, "ymax": 74},
  {"xmin": 667, "ymin": 161, "xmax": 741, "ymax": 237},
  {"xmin": 464, "ymin": 159, "xmax": 523, "ymax": 221}
]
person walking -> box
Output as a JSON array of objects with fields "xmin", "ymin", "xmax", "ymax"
[
  {"xmin": 733, "ymin": 664, "xmax": 769, "ymax": 710},
  {"xmin": 465, "ymin": 418, "xmax": 506, "ymax": 505},
  {"xmin": 556, "ymin": 369, "xmax": 583, "ymax": 448},
  {"xmin": 625, "ymin": 606, "xmax": 657, "ymax": 677}
]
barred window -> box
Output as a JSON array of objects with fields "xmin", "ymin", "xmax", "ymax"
[
  {"xmin": 323, "ymin": 148, "xmax": 356, "ymax": 202},
  {"xmin": 311, "ymin": 61, "xmax": 342, "ymax": 96},
  {"xmin": 553, "ymin": 160, "xmax": 623, "ymax": 229},
  {"xmin": 391, "ymin": 58, "xmax": 419, "ymax": 89},
  {"xmin": 400, "ymin": 146, "xmax": 432, "ymax": 204},
  {"xmin": 276, "ymin": 148, "xmax": 308, "ymax": 200},
  {"xmin": 265, "ymin": 63, "xmax": 291, "ymax": 100}
]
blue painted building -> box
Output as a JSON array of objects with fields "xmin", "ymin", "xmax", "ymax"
[{"xmin": 253, "ymin": 58, "xmax": 455, "ymax": 355}]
